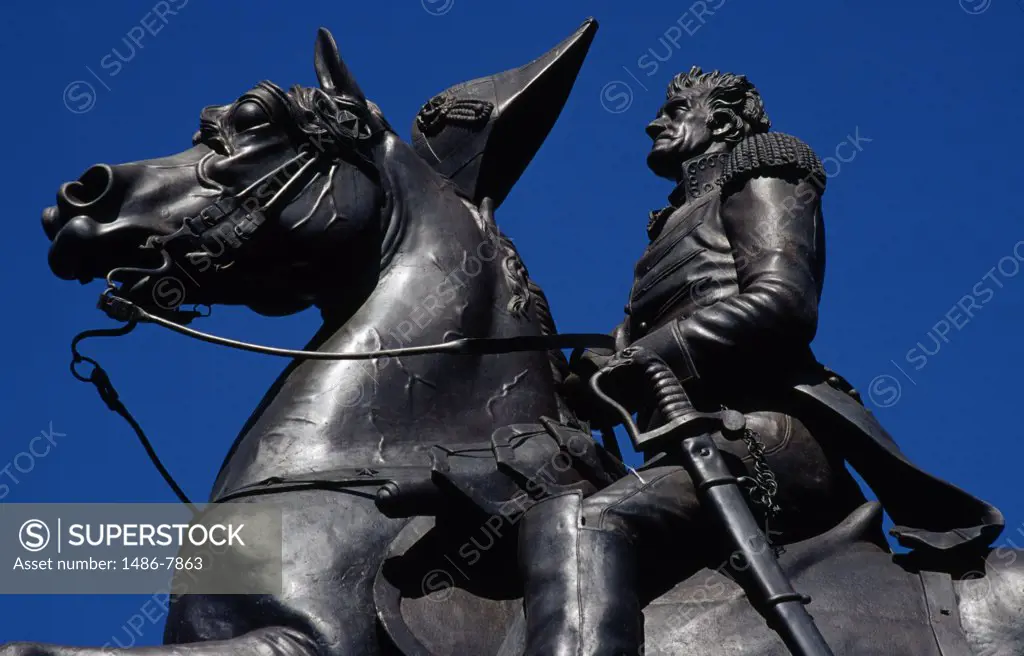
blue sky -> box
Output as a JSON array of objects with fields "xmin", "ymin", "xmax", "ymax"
[{"xmin": 2, "ymin": 0, "xmax": 1023, "ymax": 646}]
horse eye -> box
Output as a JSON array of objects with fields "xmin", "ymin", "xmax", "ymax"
[{"xmin": 230, "ymin": 101, "xmax": 271, "ymax": 132}]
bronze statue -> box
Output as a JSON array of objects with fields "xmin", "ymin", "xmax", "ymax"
[
  {"xmin": 539, "ymin": 65, "xmax": 1005, "ymax": 654},
  {"xmin": 6, "ymin": 16, "xmax": 1024, "ymax": 656}
]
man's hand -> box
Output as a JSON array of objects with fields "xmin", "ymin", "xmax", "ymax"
[
  {"xmin": 588, "ymin": 348, "xmax": 650, "ymax": 413},
  {"xmin": 561, "ymin": 348, "xmax": 649, "ymax": 427},
  {"xmin": 571, "ymin": 347, "xmax": 613, "ymax": 380},
  {"xmin": 561, "ymin": 348, "xmax": 620, "ymax": 427}
]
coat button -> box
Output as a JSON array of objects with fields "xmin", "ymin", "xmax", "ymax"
[{"xmin": 639, "ymin": 321, "xmax": 648, "ymax": 332}]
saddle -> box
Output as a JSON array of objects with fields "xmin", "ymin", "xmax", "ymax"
[
  {"xmin": 370, "ymin": 418, "xmax": 624, "ymax": 655},
  {"xmin": 374, "ymin": 417, "xmax": 623, "ymax": 520}
]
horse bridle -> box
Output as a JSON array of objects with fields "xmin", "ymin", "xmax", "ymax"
[
  {"xmin": 103, "ymin": 82, "xmax": 386, "ymax": 323},
  {"xmin": 68, "ymin": 84, "xmax": 616, "ymax": 512}
]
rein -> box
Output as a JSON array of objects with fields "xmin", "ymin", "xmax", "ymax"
[{"xmin": 70, "ymin": 291, "xmax": 614, "ymax": 512}]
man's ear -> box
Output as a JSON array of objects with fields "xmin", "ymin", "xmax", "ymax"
[{"xmin": 709, "ymin": 109, "xmax": 741, "ymax": 141}]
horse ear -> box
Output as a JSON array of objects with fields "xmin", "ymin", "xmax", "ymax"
[{"xmin": 314, "ymin": 27, "xmax": 367, "ymax": 102}]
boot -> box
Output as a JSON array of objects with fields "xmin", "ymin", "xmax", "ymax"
[{"xmin": 518, "ymin": 493, "xmax": 643, "ymax": 656}]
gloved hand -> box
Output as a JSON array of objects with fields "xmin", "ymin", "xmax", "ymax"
[
  {"xmin": 560, "ymin": 347, "xmax": 617, "ymax": 427},
  {"xmin": 561, "ymin": 347, "xmax": 644, "ymax": 427},
  {"xmin": 588, "ymin": 347, "xmax": 650, "ymax": 415},
  {"xmin": 571, "ymin": 346, "xmax": 612, "ymax": 380}
]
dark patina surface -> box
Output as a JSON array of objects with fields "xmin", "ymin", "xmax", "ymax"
[{"xmin": 6, "ymin": 17, "xmax": 1022, "ymax": 656}]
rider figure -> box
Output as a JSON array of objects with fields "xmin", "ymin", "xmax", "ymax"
[{"xmin": 516, "ymin": 66, "xmax": 1003, "ymax": 655}]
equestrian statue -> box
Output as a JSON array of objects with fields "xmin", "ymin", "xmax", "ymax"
[{"xmin": 7, "ymin": 15, "xmax": 1024, "ymax": 656}]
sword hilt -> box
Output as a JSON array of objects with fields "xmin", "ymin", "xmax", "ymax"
[
  {"xmin": 616, "ymin": 346, "xmax": 693, "ymax": 422},
  {"xmin": 609, "ymin": 346, "xmax": 746, "ymax": 451}
]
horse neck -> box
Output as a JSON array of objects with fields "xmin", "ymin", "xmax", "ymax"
[
  {"xmin": 310, "ymin": 146, "xmax": 561, "ymax": 437},
  {"xmin": 211, "ymin": 144, "xmax": 559, "ymax": 496}
]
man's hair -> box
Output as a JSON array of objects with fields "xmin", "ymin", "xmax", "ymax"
[{"xmin": 666, "ymin": 66, "xmax": 771, "ymax": 142}]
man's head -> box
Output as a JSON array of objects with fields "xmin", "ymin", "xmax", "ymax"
[{"xmin": 646, "ymin": 66, "xmax": 771, "ymax": 180}]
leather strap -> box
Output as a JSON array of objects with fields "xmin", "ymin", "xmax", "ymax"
[
  {"xmin": 101, "ymin": 296, "xmax": 616, "ymax": 361},
  {"xmin": 919, "ymin": 569, "xmax": 973, "ymax": 655}
]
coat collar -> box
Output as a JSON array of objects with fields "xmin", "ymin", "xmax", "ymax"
[
  {"xmin": 647, "ymin": 149, "xmax": 730, "ymax": 240},
  {"xmin": 668, "ymin": 149, "xmax": 732, "ymax": 206}
]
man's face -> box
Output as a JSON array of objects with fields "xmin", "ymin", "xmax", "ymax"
[{"xmin": 645, "ymin": 90, "xmax": 715, "ymax": 180}]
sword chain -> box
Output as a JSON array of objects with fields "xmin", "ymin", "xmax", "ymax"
[
  {"xmin": 723, "ymin": 405, "xmax": 783, "ymax": 555},
  {"xmin": 741, "ymin": 427, "xmax": 780, "ymax": 516}
]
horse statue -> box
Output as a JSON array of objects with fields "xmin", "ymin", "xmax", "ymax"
[{"xmin": 9, "ymin": 17, "xmax": 1024, "ymax": 656}]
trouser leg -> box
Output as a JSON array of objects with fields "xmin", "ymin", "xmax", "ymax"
[
  {"xmin": 518, "ymin": 492, "xmax": 643, "ymax": 656},
  {"xmin": 580, "ymin": 466, "xmax": 699, "ymax": 544},
  {"xmin": 518, "ymin": 466, "xmax": 698, "ymax": 655}
]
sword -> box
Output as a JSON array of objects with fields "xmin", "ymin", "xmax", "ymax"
[{"xmin": 591, "ymin": 346, "xmax": 834, "ymax": 656}]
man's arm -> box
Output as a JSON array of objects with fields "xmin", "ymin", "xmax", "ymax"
[{"xmin": 630, "ymin": 175, "xmax": 824, "ymax": 380}]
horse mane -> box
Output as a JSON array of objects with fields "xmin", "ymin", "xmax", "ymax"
[
  {"xmin": 271, "ymin": 81, "xmax": 578, "ymax": 423},
  {"xmin": 472, "ymin": 203, "xmax": 577, "ymax": 423}
]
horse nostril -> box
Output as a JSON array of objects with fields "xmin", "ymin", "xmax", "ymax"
[{"xmin": 59, "ymin": 164, "xmax": 116, "ymax": 211}]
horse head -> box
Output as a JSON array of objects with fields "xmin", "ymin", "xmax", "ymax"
[{"xmin": 43, "ymin": 29, "xmax": 399, "ymax": 319}]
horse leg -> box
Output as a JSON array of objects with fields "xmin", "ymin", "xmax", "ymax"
[{"xmin": 1, "ymin": 490, "xmax": 407, "ymax": 656}]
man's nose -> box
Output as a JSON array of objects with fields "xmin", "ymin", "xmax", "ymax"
[
  {"xmin": 645, "ymin": 117, "xmax": 669, "ymax": 140},
  {"xmin": 56, "ymin": 164, "xmax": 121, "ymax": 220}
]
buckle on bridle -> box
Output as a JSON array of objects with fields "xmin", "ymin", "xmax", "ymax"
[
  {"xmin": 98, "ymin": 288, "xmax": 139, "ymax": 323},
  {"xmin": 98, "ymin": 286, "xmax": 209, "ymax": 326}
]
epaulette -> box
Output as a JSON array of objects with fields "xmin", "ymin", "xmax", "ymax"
[{"xmin": 720, "ymin": 132, "xmax": 826, "ymax": 196}]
